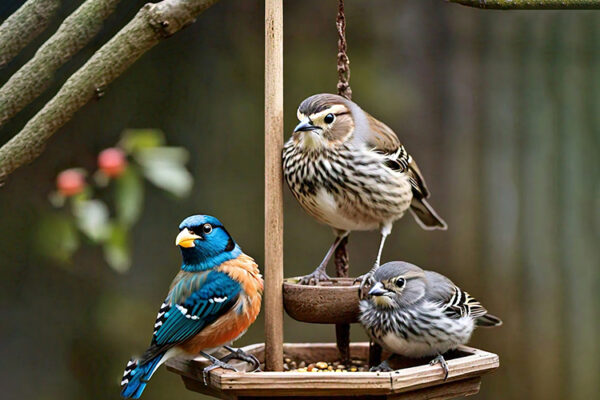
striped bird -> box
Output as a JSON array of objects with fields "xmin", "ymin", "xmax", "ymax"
[
  {"xmin": 120, "ymin": 215, "xmax": 263, "ymax": 398},
  {"xmin": 282, "ymin": 93, "xmax": 446, "ymax": 288},
  {"xmin": 359, "ymin": 261, "xmax": 501, "ymax": 379}
]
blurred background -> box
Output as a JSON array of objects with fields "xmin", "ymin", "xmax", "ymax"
[{"xmin": 1, "ymin": 0, "xmax": 598, "ymax": 399}]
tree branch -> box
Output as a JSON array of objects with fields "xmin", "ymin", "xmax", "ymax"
[
  {"xmin": 0, "ymin": 0, "xmax": 123, "ymax": 129},
  {"xmin": 0, "ymin": 0, "xmax": 220, "ymax": 182},
  {"xmin": 0, "ymin": 0, "xmax": 61, "ymax": 68},
  {"xmin": 448, "ymin": 0, "xmax": 600, "ymax": 8}
]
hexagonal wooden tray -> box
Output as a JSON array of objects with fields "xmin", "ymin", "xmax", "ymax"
[{"xmin": 166, "ymin": 342, "xmax": 499, "ymax": 399}]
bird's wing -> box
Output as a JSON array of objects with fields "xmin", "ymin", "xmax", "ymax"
[
  {"xmin": 140, "ymin": 271, "xmax": 241, "ymax": 362},
  {"xmin": 363, "ymin": 113, "xmax": 430, "ymax": 199},
  {"xmin": 424, "ymin": 271, "xmax": 487, "ymax": 319}
]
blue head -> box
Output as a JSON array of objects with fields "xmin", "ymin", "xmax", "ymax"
[{"xmin": 175, "ymin": 215, "xmax": 241, "ymax": 272}]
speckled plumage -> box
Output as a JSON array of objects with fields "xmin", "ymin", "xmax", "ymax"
[
  {"xmin": 359, "ymin": 262, "xmax": 501, "ymax": 360},
  {"xmin": 282, "ymin": 94, "xmax": 446, "ymax": 284},
  {"xmin": 120, "ymin": 215, "xmax": 263, "ymax": 399}
]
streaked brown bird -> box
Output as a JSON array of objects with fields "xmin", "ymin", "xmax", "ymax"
[{"xmin": 282, "ymin": 94, "xmax": 447, "ymax": 288}]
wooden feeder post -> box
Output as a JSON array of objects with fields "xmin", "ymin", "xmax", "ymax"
[{"xmin": 264, "ymin": 0, "xmax": 284, "ymax": 372}]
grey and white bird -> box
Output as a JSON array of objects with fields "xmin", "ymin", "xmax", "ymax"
[
  {"xmin": 282, "ymin": 93, "xmax": 446, "ymax": 287},
  {"xmin": 359, "ymin": 261, "xmax": 502, "ymax": 379}
]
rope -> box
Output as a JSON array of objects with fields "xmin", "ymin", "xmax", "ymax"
[{"xmin": 336, "ymin": 0, "xmax": 352, "ymax": 100}]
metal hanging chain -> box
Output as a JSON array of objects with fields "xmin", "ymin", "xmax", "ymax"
[{"xmin": 336, "ymin": 0, "xmax": 352, "ymax": 100}]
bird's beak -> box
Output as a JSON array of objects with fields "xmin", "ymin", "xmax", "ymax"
[
  {"xmin": 175, "ymin": 228, "xmax": 201, "ymax": 248},
  {"xmin": 294, "ymin": 119, "xmax": 318, "ymax": 132},
  {"xmin": 368, "ymin": 282, "xmax": 387, "ymax": 297}
]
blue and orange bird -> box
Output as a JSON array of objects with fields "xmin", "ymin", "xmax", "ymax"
[{"xmin": 120, "ymin": 215, "xmax": 263, "ymax": 399}]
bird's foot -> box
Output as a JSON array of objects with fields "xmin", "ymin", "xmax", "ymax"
[
  {"xmin": 221, "ymin": 346, "xmax": 261, "ymax": 372},
  {"xmin": 369, "ymin": 360, "xmax": 393, "ymax": 372},
  {"xmin": 202, "ymin": 359, "xmax": 239, "ymax": 385},
  {"xmin": 355, "ymin": 264, "xmax": 377, "ymax": 298},
  {"xmin": 298, "ymin": 268, "xmax": 331, "ymax": 285},
  {"xmin": 429, "ymin": 354, "xmax": 449, "ymax": 381}
]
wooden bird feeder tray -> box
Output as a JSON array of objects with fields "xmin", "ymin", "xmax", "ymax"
[
  {"xmin": 168, "ymin": 1, "xmax": 500, "ymax": 398},
  {"xmin": 167, "ymin": 342, "xmax": 499, "ymax": 399}
]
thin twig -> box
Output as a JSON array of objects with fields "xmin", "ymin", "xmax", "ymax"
[
  {"xmin": 0, "ymin": 0, "xmax": 61, "ymax": 68},
  {"xmin": 0, "ymin": 0, "xmax": 221, "ymax": 182},
  {"xmin": 0, "ymin": 0, "xmax": 123, "ymax": 129},
  {"xmin": 448, "ymin": 0, "xmax": 600, "ymax": 9}
]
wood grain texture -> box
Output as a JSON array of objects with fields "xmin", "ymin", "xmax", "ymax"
[
  {"xmin": 264, "ymin": 0, "xmax": 284, "ymax": 372},
  {"xmin": 166, "ymin": 342, "xmax": 499, "ymax": 398}
]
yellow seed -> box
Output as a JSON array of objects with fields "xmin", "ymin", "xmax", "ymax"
[
  {"xmin": 327, "ymin": 366, "xmax": 333, "ymax": 371},
  {"xmin": 335, "ymin": 369, "xmax": 342, "ymax": 372},
  {"xmin": 350, "ymin": 367, "xmax": 357, "ymax": 372},
  {"xmin": 297, "ymin": 367, "xmax": 307, "ymax": 372}
]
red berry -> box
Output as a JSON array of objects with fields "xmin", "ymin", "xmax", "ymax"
[
  {"xmin": 98, "ymin": 148, "xmax": 127, "ymax": 177},
  {"xmin": 56, "ymin": 169, "xmax": 85, "ymax": 197}
]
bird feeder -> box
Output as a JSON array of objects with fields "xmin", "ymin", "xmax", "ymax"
[{"xmin": 166, "ymin": 1, "xmax": 499, "ymax": 398}]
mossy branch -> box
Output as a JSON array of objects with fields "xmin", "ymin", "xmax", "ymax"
[
  {"xmin": 0, "ymin": 0, "xmax": 220, "ymax": 182},
  {"xmin": 0, "ymin": 0, "xmax": 122, "ymax": 129},
  {"xmin": 448, "ymin": 0, "xmax": 600, "ymax": 8},
  {"xmin": 0, "ymin": 0, "xmax": 61, "ymax": 68}
]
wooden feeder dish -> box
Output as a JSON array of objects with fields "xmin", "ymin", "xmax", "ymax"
[
  {"xmin": 166, "ymin": 342, "xmax": 499, "ymax": 399},
  {"xmin": 283, "ymin": 277, "xmax": 360, "ymax": 324}
]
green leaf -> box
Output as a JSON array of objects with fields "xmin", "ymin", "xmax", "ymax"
[
  {"xmin": 115, "ymin": 167, "xmax": 144, "ymax": 227},
  {"xmin": 135, "ymin": 147, "xmax": 193, "ymax": 198},
  {"xmin": 119, "ymin": 129, "xmax": 165, "ymax": 154},
  {"xmin": 103, "ymin": 224, "xmax": 131, "ymax": 273},
  {"xmin": 73, "ymin": 199, "xmax": 110, "ymax": 242},
  {"xmin": 36, "ymin": 214, "xmax": 79, "ymax": 263}
]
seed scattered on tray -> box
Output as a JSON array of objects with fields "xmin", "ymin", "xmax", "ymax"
[{"xmin": 282, "ymin": 355, "xmax": 368, "ymax": 372}]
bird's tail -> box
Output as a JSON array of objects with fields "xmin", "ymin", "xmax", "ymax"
[
  {"xmin": 120, "ymin": 353, "xmax": 164, "ymax": 399},
  {"xmin": 410, "ymin": 197, "xmax": 448, "ymax": 230},
  {"xmin": 476, "ymin": 313, "xmax": 503, "ymax": 327}
]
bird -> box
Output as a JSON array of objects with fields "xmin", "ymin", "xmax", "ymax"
[
  {"xmin": 120, "ymin": 215, "xmax": 263, "ymax": 398},
  {"xmin": 359, "ymin": 261, "xmax": 501, "ymax": 379},
  {"xmin": 282, "ymin": 93, "xmax": 447, "ymax": 288}
]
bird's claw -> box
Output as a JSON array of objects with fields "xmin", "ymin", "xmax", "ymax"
[
  {"xmin": 298, "ymin": 268, "xmax": 331, "ymax": 285},
  {"xmin": 202, "ymin": 360, "xmax": 239, "ymax": 385},
  {"xmin": 355, "ymin": 271, "xmax": 374, "ymax": 298},
  {"xmin": 429, "ymin": 354, "xmax": 449, "ymax": 381},
  {"xmin": 369, "ymin": 360, "xmax": 393, "ymax": 372},
  {"xmin": 221, "ymin": 348, "xmax": 261, "ymax": 372}
]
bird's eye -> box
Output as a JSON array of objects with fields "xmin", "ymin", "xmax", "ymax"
[
  {"xmin": 324, "ymin": 113, "xmax": 335, "ymax": 124},
  {"xmin": 395, "ymin": 278, "xmax": 406, "ymax": 288},
  {"xmin": 202, "ymin": 224, "xmax": 213, "ymax": 234}
]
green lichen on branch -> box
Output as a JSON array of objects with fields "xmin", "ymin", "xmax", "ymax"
[
  {"xmin": 0, "ymin": 0, "xmax": 61, "ymax": 68},
  {"xmin": 448, "ymin": 0, "xmax": 600, "ymax": 8},
  {"xmin": 0, "ymin": 0, "xmax": 220, "ymax": 182},
  {"xmin": 0, "ymin": 0, "xmax": 122, "ymax": 129}
]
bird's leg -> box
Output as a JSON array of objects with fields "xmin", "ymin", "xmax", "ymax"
[
  {"xmin": 220, "ymin": 345, "xmax": 260, "ymax": 372},
  {"xmin": 356, "ymin": 224, "xmax": 392, "ymax": 297},
  {"xmin": 429, "ymin": 354, "xmax": 450, "ymax": 381},
  {"xmin": 299, "ymin": 232, "xmax": 348, "ymax": 285},
  {"xmin": 369, "ymin": 359, "xmax": 393, "ymax": 372},
  {"xmin": 200, "ymin": 351, "xmax": 239, "ymax": 385}
]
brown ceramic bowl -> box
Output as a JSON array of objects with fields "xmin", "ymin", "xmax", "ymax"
[{"xmin": 282, "ymin": 277, "xmax": 360, "ymax": 324}]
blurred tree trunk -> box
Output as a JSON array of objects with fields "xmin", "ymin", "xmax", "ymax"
[{"xmin": 0, "ymin": 0, "xmax": 61, "ymax": 68}]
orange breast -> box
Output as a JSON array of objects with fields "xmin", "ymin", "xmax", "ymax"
[{"xmin": 181, "ymin": 254, "xmax": 263, "ymax": 353}]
